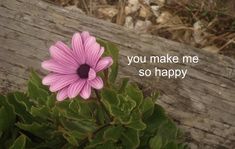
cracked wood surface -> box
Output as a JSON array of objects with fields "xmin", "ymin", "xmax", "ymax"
[{"xmin": 0, "ymin": 0, "xmax": 235, "ymax": 148}]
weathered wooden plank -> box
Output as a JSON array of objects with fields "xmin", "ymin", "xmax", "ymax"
[{"xmin": 0, "ymin": 0, "xmax": 234, "ymax": 148}]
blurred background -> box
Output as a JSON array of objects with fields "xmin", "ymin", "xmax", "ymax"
[{"xmin": 45, "ymin": 0, "xmax": 235, "ymax": 58}]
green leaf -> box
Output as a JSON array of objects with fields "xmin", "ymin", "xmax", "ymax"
[
  {"xmin": 126, "ymin": 111, "xmax": 146, "ymax": 130},
  {"xmin": 69, "ymin": 100, "xmax": 80, "ymax": 113},
  {"xmin": 60, "ymin": 99, "xmax": 96, "ymax": 120},
  {"xmin": 28, "ymin": 81, "xmax": 38, "ymax": 99},
  {"xmin": 14, "ymin": 92, "xmax": 34, "ymax": 111},
  {"xmin": 150, "ymin": 92, "xmax": 159, "ymax": 103},
  {"xmin": 101, "ymin": 93, "xmax": 136, "ymax": 123},
  {"xmin": 117, "ymin": 95, "xmax": 136, "ymax": 114},
  {"xmin": 0, "ymin": 70, "xmax": 187, "ymax": 148},
  {"xmin": 28, "ymin": 81, "xmax": 49, "ymax": 104},
  {"xmin": 101, "ymin": 89, "xmax": 120, "ymax": 115},
  {"xmin": 101, "ymin": 89, "xmax": 119, "ymax": 106},
  {"xmin": 178, "ymin": 143, "xmax": 189, "ymax": 149},
  {"xmin": 0, "ymin": 127, "xmax": 19, "ymax": 149},
  {"xmin": 140, "ymin": 97, "xmax": 155, "ymax": 120},
  {"xmin": 97, "ymin": 39, "xmax": 119, "ymax": 83},
  {"xmin": 0, "ymin": 95, "xmax": 15, "ymax": 131},
  {"xmin": 93, "ymin": 140, "xmax": 117, "ymax": 149},
  {"xmin": 126, "ymin": 84, "xmax": 143, "ymax": 107},
  {"xmin": 63, "ymin": 132, "xmax": 79, "ymax": 146},
  {"xmin": 109, "ymin": 106, "xmax": 131, "ymax": 123},
  {"xmin": 144, "ymin": 104, "xmax": 179, "ymax": 148},
  {"xmin": 7, "ymin": 93, "xmax": 34, "ymax": 123},
  {"xmin": 121, "ymin": 128, "xmax": 140, "ymax": 149},
  {"xmin": 29, "ymin": 70, "xmax": 47, "ymax": 90},
  {"xmin": 60, "ymin": 118, "xmax": 97, "ymax": 134},
  {"xmin": 31, "ymin": 106, "xmax": 51, "ymax": 120},
  {"xmin": 118, "ymin": 78, "xmax": 129, "ymax": 93},
  {"xmin": 106, "ymin": 42, "xmax": 119, "ymax": 83},
  {"xmin": 157, "ymin": 120, "xmax": 178, "ymax": 144},
  {"xmin": 76, "ymin": 100, "xmax": 96, "ymax": 119},
  {"xmin": 145, "ymin": 105, "xmax": 168, "ymax": 133},
  {"xmin": 46, "ymin": 94, "xmax": 56, "ymax": 108},
  {"xmin": 86, "ymin": 126, "xmax": 109, "ymax": 148},
  {"xmin": 30, "ymin": 70, "xmax": 42, "ymax": 85},
  {"xmin": 54, "ymin": 100, "xmax": 73, "ymax": 118},
  {"xmin": 102, "ymin": 89, "xmax": 140, "ymax": 124},
  {"xmin": 103, "ymin": 125, "xmax": 123, "ymax": 141},
  {"xmin": 97, "ymin": 38, "xmax": 107, "ymax": 48},
  {"xmin": 164, "ymin": 141, "xmax": 178, "ymax": 149},
  {"xmin": 140, "ymin": 104, "xmax": 168, "ymax": 148},
  {"xmin": 149, "ymin": 135, "xmax": 162, "ymax": 149},
  {"xmin": 70, "ymin": 130, "xmax": 87, "ymax": 140},
  {"xmin": 16, "ymin": 122, "xmax": 52, "ymax": 139},
  {"xmin": 95, "ymin": 104, "xmax": 106, "ymax": 125},
  {"xmin": 9, "ymin": 134, "xmax": 26, "ymax": 149}
]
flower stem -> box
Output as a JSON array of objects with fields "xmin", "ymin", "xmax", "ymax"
[
  {"xmin": 104, "ymin": 69, "xmax": 110, "ymax": 87},
  {"xmin": 94, "ymin": 90, "xmax": 112, "ymax": 122},
  {"xmin": 94, "ymin": 89, "xmax": 101, "ymax": 99},
  {"xmin": 78, "ymin": 123, "xmax": 111, "ymax": 149}
]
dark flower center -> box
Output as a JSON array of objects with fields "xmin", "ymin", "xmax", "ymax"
[{"xmin": 77, "ymin": 64, "xmax": 90, "ymax": 79}]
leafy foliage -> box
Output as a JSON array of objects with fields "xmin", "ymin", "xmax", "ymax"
[{"xmin": 0, "ymin": 42, "xmax": 187, "ymax": 149}]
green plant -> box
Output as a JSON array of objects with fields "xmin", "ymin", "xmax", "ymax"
[{"xmin": 0, "ymin": 40, "xmax": 188, "ymax": 149}]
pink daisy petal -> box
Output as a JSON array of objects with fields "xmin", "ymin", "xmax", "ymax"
[
  {"xmin": 42, "ymin": 73, "xmax": 61, "ymax": 85},
  {"xmin": 72, "ymin": 33, "xmax": 86, "ymax": 64},
  {"xmin": 55, "ymin": 41, "xmax": 71, "ymax": 53},
  {"xmin": 49, "ymin": 45, "xmax": 78, "ymax": 66},
  {"xmin": 56, "ymin": 87, "xmax": 68, "ymax": 101},
  {"xmin": 55, "ymin": 41, "xmax": 77, "ymax": 61},
  {"xmin": 84, "ymin": 37, "xmax": 96, "ymax": 53},
  {"xmin": 95, "ymin": 57, "xmax": 113, "ymax": 72},
  {"xmin": 97, "ymin": 47, "xmax": 105, "ymax": 60},
  {"xmin": 42, "ymin": 32, "xmax": 114, "ymax": 101},
  {"xmin": 67, "ymin": 79, "xmax": 86, "ymax": 98},
  {"xmin": 42, "ymin": 60, "xmax": 76, "ymax": 74},
  {"xmin": 88, "ymin": 68, "xmax": 96, "ymax": 80},
  {"xmin": 92, "ymin": 46, "xmax": 104, "ymax": 68},
  {"xmin": 80, "ymin": 83, "xmax": 91, "ymax": 99},
  {"xmin": 85, "ymin": 42, "xmax": 101, "ymax": 68},
  {"xmin": 88, "ymin": 76, "xmax": 103, "ymax": 90},
  {"xmin": 81, "ymin": 31, "xmax": 91, "ymax": 43},
  {"xmin": 49, "ymin": 74, "xmax": 78, "ymax": 92}
]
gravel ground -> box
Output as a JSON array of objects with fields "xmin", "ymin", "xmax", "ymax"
[{"xmin": 46, "ymin": 0, "xmax": 235, "ymax": 58}]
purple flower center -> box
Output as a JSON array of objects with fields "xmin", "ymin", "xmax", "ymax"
[{"xmin": 77, "ymin": 64, "xmax": 90, "ymax": 79}]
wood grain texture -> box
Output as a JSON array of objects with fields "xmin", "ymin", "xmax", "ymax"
[{"xmin": 0, "ymin": 0, "xmax": 234, "ymax": 148}]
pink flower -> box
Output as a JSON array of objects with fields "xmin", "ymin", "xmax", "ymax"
[{"xmin": 41, "ymin": 31, "xmax": 113, "ymax": 101}]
